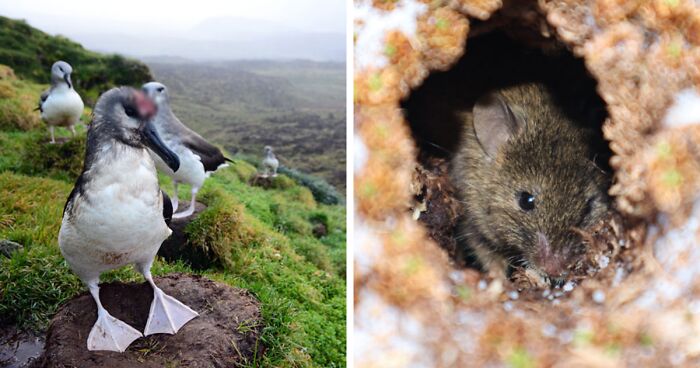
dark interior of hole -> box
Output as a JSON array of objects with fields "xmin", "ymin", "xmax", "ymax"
[
  {"xmin": 403, "ymin": 31, "xmax": 610, "ymax": 163},
  {"xmin": 402, "ymin": 31, "xmax": 614, "ymax": 271}
]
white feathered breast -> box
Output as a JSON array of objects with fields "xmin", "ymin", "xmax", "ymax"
[{"xmin": 41, "ymin": 85, "xmax": 84, "ymax": 127}]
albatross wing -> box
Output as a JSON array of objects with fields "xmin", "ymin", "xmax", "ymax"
[
  {"xmin": 180, "ymin": 132, "xmax": 229, "ymax": 172},
  {"xmin": 36, "ymin": 89, "xmax": 49, "ymax": 112}
]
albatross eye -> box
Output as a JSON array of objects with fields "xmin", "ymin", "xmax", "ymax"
[
  {"xmin": 157, "ymin": 87, "xmax": 164, "ymax": 93},
  {"xmin": 518, "ymin": 191, "xmax": 535, "ymax": 211},
  {"xmin": 124, "ymin": 106, "xmax": 137, "ymax": 118}
]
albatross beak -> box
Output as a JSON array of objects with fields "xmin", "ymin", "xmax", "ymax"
[
  {"xmin": 134, "ymin": 91, "xmax": 179, "ymax": 172},
  {"xmin": 64, "ymin": 73, "xmax": 72, "ymax": 89},
  {"xmin": 142, "ymin": 120, "xmax": 180, "ymax": 172}
]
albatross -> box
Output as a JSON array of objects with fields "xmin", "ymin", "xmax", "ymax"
[
  {"xmin": 261, "ymin": 146, "xmax": 279, "ymax": 177},
  {"xmin": 37, "ymin": 61, "xmax": 84, "ymax": 143},
  {"xmin": 142, "ymin": 81, "xmax": 231, "ymax": 219},
  {"xmin": 58, "ymin": 87, "xmax": 198, "ymax": 352}
]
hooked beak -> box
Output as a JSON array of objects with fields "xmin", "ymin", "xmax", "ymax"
[
  {"xmin": 64, "ymin": 73, "xmax": 72, "ymax": 89},
  {"xmin": 141, "ymin": 120, "xmax": 180, "ymax": 172}
]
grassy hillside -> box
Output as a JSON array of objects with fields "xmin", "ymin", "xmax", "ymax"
[
  {"xmin": 149, "ymin": 60, "xmax": 347, "ymax": 190},
  {"xmin": 0, "ymin": 66, "xmax": 346, "ymax": 367},
  {"xmin": 0, "ymin": 16, "xmax": 152, "ymax": 104}
]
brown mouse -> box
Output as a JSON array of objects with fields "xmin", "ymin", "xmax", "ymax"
[{"xmin": 450, "ymin": 83, "xmax": 610, "ymax": 284}]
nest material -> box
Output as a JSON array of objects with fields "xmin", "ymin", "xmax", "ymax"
[{"xmin": 355, "ymin": 0, "xmax": 700, "ymax": 366}]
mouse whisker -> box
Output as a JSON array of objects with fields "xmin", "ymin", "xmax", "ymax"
[{"xmin": 416, "ymin": 137, "xmax": 450, "ymax": 154}]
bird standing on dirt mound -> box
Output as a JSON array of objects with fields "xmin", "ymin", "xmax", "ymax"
[
  {"xmin": 142, "ymin": 81, "xmax": 231, "ymax": 219},
  {"xmin": 262, "ymin": 146, "xmax": 279, "ymax": 178},
  {"xmin": 59, "ymin": 87, "xmax": 198, "ymax": 352},
  {"xmin": 37, "ymin": 61, "xmax": 84, "ymax": 143}
]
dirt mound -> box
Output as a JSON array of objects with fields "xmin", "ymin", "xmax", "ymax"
[
  {"xmin": 249, "ymin": 173, "xmax": 294, "ymax": 189},
  {"xmin": 35, "ymin": 274, "xmax": 263, "ymax": 368}
]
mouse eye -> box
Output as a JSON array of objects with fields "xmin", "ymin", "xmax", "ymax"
[{"xmin": 518, "ymin": 191, "xmax": 535, "ymax": 211}]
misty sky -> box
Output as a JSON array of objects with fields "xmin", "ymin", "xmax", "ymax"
[
  {"xmin": 0, "ymin": 0, "xmax": 345, "ymax": 33},
  {"xmin": 0, "ymin": 0, "xmax": 346, "ymax": 61}
]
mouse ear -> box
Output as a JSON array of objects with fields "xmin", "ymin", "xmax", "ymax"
[{"xmin": 473, "ymin": 93, "xmax": 523, "ymax": 159}]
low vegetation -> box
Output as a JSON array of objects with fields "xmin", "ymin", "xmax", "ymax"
[{"xmin": 0, "ymin": 64, "xmax": 43, "ymax": 131}]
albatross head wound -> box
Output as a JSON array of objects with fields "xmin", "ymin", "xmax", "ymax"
[{"xmin": 93, "ymin": 87, "xmax": 180, "ymax": 172}]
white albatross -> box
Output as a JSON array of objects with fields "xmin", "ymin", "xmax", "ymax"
[
  {"xmin": 261, "ymin": 146, "xmax": 279, "ymax": 177},
  {"xmin": 37, "ymin": 61, "xmax": 84, "ymax": 143}
]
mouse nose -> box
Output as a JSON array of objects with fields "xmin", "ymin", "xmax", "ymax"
[{"xmin": 533, "ymin": 232, "xmax": 575, "ymax": 277}]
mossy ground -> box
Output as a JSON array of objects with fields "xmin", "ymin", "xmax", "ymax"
[{"xmin": 0, "ymin": 74, "xmax": 346, "ymax": 367}]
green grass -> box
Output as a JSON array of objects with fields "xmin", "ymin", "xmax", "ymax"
[{"xmin": 0, "ymin": 137, "xmax": 346, "ymax": 367}]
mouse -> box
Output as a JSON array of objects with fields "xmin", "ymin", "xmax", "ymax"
[{"xmin": 450, "ymin": 83, "xmax": 611, "ymax": 285}]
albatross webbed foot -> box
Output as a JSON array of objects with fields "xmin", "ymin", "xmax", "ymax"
[
  {"xmin": 137, "ymin": 266, "xmax": 198, "ymax": 336},
  {"xmin": 86, "ymin": 282, "xmax": 142, "ymax": 352},
  {"xmin": 144, "ymin": 287, "xmax": 199, "ymax": 335},
  {"xmin": 88, "ymin": 310, "xmax": 142, "ymax": 352}
]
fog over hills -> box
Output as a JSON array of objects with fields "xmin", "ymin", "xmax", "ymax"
[
  {"xmin": 73, "ymin": 17, "xmax": 345, "ymax": 61},
  {"xmin": 0, "ymin": 0, "xmax": 346, "ymax": 61}
]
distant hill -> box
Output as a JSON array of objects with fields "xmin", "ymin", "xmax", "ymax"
[
  {"xmin": 0, "ymin": 16, "xmax": 152, "ymax": 104},
  {"xmin": 149, "ymin": 60, "xmax": 346, "ymax": 189}
]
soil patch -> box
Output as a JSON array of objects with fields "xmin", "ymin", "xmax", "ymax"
[
  {"xmin": 35, "ymin": 273, "xmax": 263, "ymax": 368},
  {"xmin": 410, "ymin": 157, "xmax": 464, "ymax": 265},
  {"xmin": 248, "ymin": 174, "xmax": 293, "ymax": 190}
]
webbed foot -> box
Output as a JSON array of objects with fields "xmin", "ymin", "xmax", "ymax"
[
  {"xmin": 144, "ymin": 288, "xmax": 198, "ymax": 336},
  {"xmin": 87, "ymin": 311, "xmax": 142, "ymax": 352}
]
